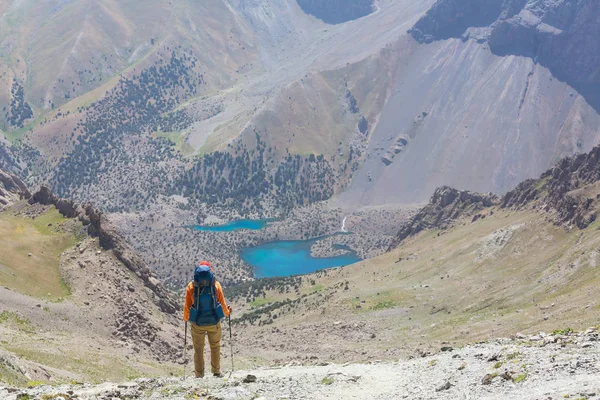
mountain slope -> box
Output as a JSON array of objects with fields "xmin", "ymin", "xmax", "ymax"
[
  {"xmin": 1, "ymin": 0, "xmax": 435, "ymax": 216},
  {"xmin": 0, "ymin": 180, "xmax": 181, "ymax": 385},
  {"xmin": 0, "ymin": 0, "xmax": 258, "ymax": 113},
  {"xmin": 340, "ymin": 0, "xmax": 600, "ymax": 206}
]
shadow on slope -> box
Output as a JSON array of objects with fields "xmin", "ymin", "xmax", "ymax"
[{"xmin": 296, "ymin": 0, "xmax": 375, "ymax": 24}]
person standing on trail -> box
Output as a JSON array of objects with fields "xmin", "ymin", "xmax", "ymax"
[{"xmin": 183, "ymin": 261, "xmax": 232, "ymax": 378}]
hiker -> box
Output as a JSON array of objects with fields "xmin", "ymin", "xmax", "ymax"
[{"xmin": 183, "ymin": 261, "xmax": 232, "ymax": 378}]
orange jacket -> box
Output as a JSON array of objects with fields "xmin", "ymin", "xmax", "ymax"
[{"xmin": 183, "ymin": 281, "xmax": 230, "ymax": 322}]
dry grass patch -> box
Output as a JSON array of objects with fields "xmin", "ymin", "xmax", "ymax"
[{"xmin": 0, "ymin": 208, "xmax": 77, "ymax": 300}]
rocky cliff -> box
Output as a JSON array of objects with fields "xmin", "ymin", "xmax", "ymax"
[
  {"xmin": 410, "ymin": 0, "xmax": 600, "ymax": 111},
  {"xmin": 502, "ymin": 145, "xmax": 600, "ymax": 229},
  {"xmin": 0, "ymin": 169, "xmax": 29, "ymax": 209},
  {"xmin": 390, "ymin": 186, "xmax": 498, "ymax": 248}
]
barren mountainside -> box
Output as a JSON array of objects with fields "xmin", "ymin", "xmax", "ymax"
[
  {"xmin": 410, "ymin": 0, "xmax": 600, "ymax": 111},
  {"xmin": 340, "ymin": 0, "xmax": 600, "ymax": 206}
]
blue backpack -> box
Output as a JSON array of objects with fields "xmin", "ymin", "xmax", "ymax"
[{"xmin": 189, "ymin": 265, "xmax": 225, "ymax": 326}]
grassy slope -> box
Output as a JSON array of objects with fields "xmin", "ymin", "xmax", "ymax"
[
  {"xmin": 233, "ymin": 207, "xmax": 600, "ymax": 364},
  {"xmin": 0, "ymin": 206, "xmax": 77, "ymax": 300},
  {"xmin": 350, "ymin": 208, "xmax": 600, "ymax": 341}
]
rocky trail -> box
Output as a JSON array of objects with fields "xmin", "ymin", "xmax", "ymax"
[{"xmin": 3, "ymin": 329, "xmax": 599, "ymax": 400}]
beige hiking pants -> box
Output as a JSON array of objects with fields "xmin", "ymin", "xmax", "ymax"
[{"xmin": 191, "ymin": 322, "xmax": 222, "ymax": 377}]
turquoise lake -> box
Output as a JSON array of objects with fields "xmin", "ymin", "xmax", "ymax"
[
  {"xmin": 190, "ymin": 219, "xmax": 272, "ymax": 232},
  {"xmin": 241, "ymin": 237, "xmax": 362, "ymax": 278}
]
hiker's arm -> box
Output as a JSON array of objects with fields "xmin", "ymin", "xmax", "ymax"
[
  {"xmin": 215, "ymin": 282, "xmax": 231, "ymax": 317},
  {"xmin": 183, "ymin": 282, "xmax": 193, "ymax": 321}
]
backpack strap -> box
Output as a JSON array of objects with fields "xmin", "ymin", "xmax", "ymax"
[
  {"xmin": 210, "ymin": 283, "xmax": 218, "ymax": 324},
  {"xmin": 194, "ymin": 285, "xmax": 199, "ymax": 323}
]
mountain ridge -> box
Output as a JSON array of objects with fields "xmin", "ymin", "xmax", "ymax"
[{"xmin": 501, "ymin": 144, "xmax": 600, "ymax": 228}]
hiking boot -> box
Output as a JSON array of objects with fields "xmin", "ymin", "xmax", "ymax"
[{"xmin": 213, "ymin": 373, "xmax": 224, "ymax": 378}]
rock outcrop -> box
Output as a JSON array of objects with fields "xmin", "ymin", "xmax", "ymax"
[
  {"xmin": 28, "ymin": 186, "xmax": 178, "ymax": 315},
  {"xmin": 502, "ymin": 145, "xmax": 600, "ymax": 229},
  {"xmin": 409, "ymin": 0, "xmax": 600, "ymax": 111},
  {"xmin": 409, "ymin": 0, "xmax": 525, "ymax": 44},
  {"xmin": 0, "ymin": 169, "xmax": 30, "ymax": 209},
  {"xmin": 390, "ymin": 186, "xmax": 498, "ymax": 248}
]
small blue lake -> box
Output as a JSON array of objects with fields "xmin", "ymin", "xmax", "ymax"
[
  {"xmin": 241, "ymin": 237, "xmax": 362, "ymax": 278},
  {"xmin": 190, "ymin": 219, "xmax": 273, "ymax": 232}
]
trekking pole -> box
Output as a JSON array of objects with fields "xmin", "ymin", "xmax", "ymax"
[
  {"xmin": 228, "ymin": 315, "xmax": 234, "ymax": 378},
  {"xmin": 182, "ymin": 321, "xmax": 188, "ymax": 380}
]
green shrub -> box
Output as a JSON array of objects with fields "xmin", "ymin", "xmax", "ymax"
[{"xmin": 552, "ymin": 328, "xmax": 574, "ymax": 336}]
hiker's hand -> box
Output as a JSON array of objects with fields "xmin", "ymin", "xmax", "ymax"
[{"xmin": 228, "ymin": 305, "xmax": 233, "ymax": 314}]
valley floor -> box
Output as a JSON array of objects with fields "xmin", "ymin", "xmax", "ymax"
[{"xmin": 2, "ymin": 329, "xmax": 599, "ymax": 399}]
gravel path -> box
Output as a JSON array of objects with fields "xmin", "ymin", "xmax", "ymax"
[{"xmin": 2, "ymin": 329, "xmax": 599, "ymax": 399}]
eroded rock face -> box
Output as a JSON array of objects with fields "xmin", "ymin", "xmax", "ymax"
[
  {"xmin": 0, "ymin": 169, "xmax": 30, "ymax": 209},
  {"xmin": 390, "ymin": 186, "xmax": 498, "ymax": 248},
  {"xmin": 410, "ymin": 0, "xmax": 600, "ymax": 111},
  {"xmin": 502, "ymin": 145, "xmax": 600, "ymax": 229}
]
